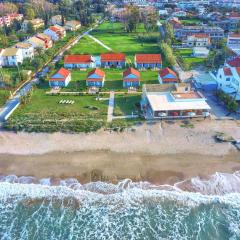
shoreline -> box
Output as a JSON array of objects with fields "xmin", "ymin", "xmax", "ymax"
[
  {"xmin": 0, "ymin": 150, "xmax": 239, "ymax": 185},
  {"xmin": 0, "ymin": 119, "xmax": 239, "ymax": 185}
]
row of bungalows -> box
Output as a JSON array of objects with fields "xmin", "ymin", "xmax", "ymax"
[
  {"xmin": 49, "ymin": 67, "xmax": 141, "ymax": 88},
  {"xmin": 49, "ymin": 67, "xmax": 177, "ymax": 88},
  {"xmin": 63, "ymin": 53, "xmax": 162, "ymax": 70}
]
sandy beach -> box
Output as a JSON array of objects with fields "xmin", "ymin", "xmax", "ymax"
[{"xmin": 0, "ymin": 119, "xmax": 239, "ymax": 184}]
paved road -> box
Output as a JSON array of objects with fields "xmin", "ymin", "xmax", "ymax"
[
  {"xmin": 0, "ymin": 24, "xmax": 101, "ymax": 123},
  {"xmin": 107, "ymin": 91, "xmax": 115, "ymax": 123}
]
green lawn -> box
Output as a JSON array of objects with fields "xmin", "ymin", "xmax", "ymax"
[
  {"xmin": 174, "ymin": 48, "xmax": 206, "ymax": 69},
  {"xmin": 69, "ymin": 35, "xmax": 109, "ymax": 55},
  {"xmin": 91, "ymin": 22, "xmax": 161, "ymax": 63},
  {"xmin": 5, "ymin": 88, "xmax": 109, "ymax": 133},
  {"xmin": 174, "ymin": 49, "xmax": 193, "ymax": 57},
  {"xmin": 114, "ymin": 94, "xmax": 141, "ymax": 116}
]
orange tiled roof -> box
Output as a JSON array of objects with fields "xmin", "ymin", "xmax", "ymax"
[
  {"xmin": 159, "ymin": 67, "xmax": 177, "ymax": 78},
  {"xmin": 101, "ymin": 53, "xmax": 126, "ymax": 62},
  {"xmin": 123, "ymin": 67, "xmax": 140, "ymax": 78},
  {"xmin": 50, "ymin": 68, "xmax": 70, "ymax": 81},
  {"xmin": 87, "ymin": 68, "xmax": 105, "ymax": 78},
  {"xmin": 64, "ymin": 55, "xmax": 92, "ymax": 64},
  {"xmin": 135, "ymin": 54, "xmax": 162, "ymax": 64}
]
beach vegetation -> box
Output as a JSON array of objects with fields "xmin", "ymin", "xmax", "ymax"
[{"xmin": 216, "ymin": 90, "xmax": 238, "ymax": 112}]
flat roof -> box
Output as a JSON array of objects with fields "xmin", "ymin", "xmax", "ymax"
[
  {"xmin": 147, "ymin": 92, "xmax": 211, "ymax": 111},
  {"xmin": 172, "ymin": 92, "xmax": 202, "ymax": 100}
]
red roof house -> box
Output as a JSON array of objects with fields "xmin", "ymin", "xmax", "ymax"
[
  {"xmin": 44, "ymin": 25, "xmax": 66, "ymax": 42},
  {"xmin": 123, "ymin": 68, "xmax": 140, "ymax": 87},
  {"xmin": 158, "ymin": 68, "xmax": 178, "ymax": 84},
  {"xmin": 135, "ymin": 54, "xmax": 162, "ymax": 69},
  {"xmin": 49, "ymin": 68, "xmax": 71, "ymax": 87},
  {"xmin": 227, "ymin": 56, "xmax": 240, "ymax": 68},
  {"xmin": 100, "ymin": 53, "xmax": 126, "ymax": 68},
  {"xmin": 64, "ymin": 55, "xmax": 94, "ymax": 68},
  {"xmin": 86, "ymin": 68, "xmax": 105, "ymax": 87}
]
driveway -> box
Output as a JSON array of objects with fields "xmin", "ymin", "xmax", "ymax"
[{"xmin": 202, "ymin": 91, "xmax": 237, "ymax": 119}]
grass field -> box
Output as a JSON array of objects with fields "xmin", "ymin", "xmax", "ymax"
[
  {"xmin": 114, "ymin": 94, "xmax": 141, "ymax": 116},
  {"xmin": 6, "ymin": 88, "xmax": 109, "ymax": 133},
  {"xmin": 174, "ymin": 48, "xmax": 206, "ymax": 69},
  {"xmin": 69, "ymin": 35, "xmax": 109, "ymax": 55},
  {"xmin": 90, "ymin": 22, "xmax": 161, "ymax": 63}
]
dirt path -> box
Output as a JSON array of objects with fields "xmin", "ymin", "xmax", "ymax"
[
  {"xmin": 107, "ymin": 91, "xmax": 115, "ymax": 122},
  {"xmin": 87, "ymin": 34, "xmax": 112, "ymax": 51}
]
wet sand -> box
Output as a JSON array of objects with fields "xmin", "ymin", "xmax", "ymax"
[
  {"xmin": 0, "ymin": 120, "xmax": 239, "ymax": 184},
  {"xmin": 0, "ymin": 150, "xmax": 239, "ymax": 185}
]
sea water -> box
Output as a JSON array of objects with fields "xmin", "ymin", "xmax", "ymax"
[{"xmin": 0, "ymin": 173, "xmax": 240, "ymax": 239}]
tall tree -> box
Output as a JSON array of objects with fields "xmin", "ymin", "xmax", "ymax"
[
  {"xmin": 59, "ymin": 0, "xmax": 72, "ymax": 25},
  {"xmin": 25, "ymin": 7, "xmax": 36, "ymax": 20},
  {"xmin": 164, "ymin": 22, "xmax": 174, "ymax": 45},
  {"xmin": 27, "ymin": 22, "xmax": 35, "ymax": 34},
  {"xmin": 0, "ymin": 3, "xmax": 18, "ymax": 16},
  {"xmin": 143, "ymin": 11, "xmax": 158, "ymax": 32},
  {"xmin": 124, "ymin": 5, "xmax": 140, "ymax": 33},
  {"xmin": 28, "ymin": 0, "xmax": 55, "ymax": 26}
]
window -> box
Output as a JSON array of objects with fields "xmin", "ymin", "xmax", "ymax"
[{"xmin": 226, "ymin": 78, "xmax": 230, "ymax": 81}]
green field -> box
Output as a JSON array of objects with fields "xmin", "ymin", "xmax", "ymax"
[
  {"xmin": 114, "ymin": 94, "xmax": 141, "ymax": 116},
  {"xmin": 69, "ymin": 35, "xmax": 109, "ymax": 55},
  {"xmin": 174, "ymin": 48, "xmax": 206, "ymax": 69},
  {"xmin": 5, "ymin": 88, "xmax": 109, "ymax": 133},
  {"xmin": 67, "ymin": 21, "xmax": 161, "ymax": 63},
  {"xmin": 91, "ymin": 22, "xmax": 161, "ymax": 63}
]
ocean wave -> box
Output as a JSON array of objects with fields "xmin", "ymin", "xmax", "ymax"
[
  {"xmin": 2, "ymin": 171, "xmax": 240, "ymax": 196},
  {"xmin": 0, "ymin": 174, "xmax": 240, "ymax": 239}
]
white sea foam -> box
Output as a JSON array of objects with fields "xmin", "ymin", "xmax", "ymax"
[
  {"xmin": 0, "ymin": 179, "xmax": 240, "ymax": 239},
  {"xmin": 175, "ymin": 171, "xmax": 240, "ymax": 195}
]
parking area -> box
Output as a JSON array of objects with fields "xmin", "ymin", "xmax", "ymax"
[{"xmin": 202, "ymin": 90, "xmax": 240, "ymax": 120}]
